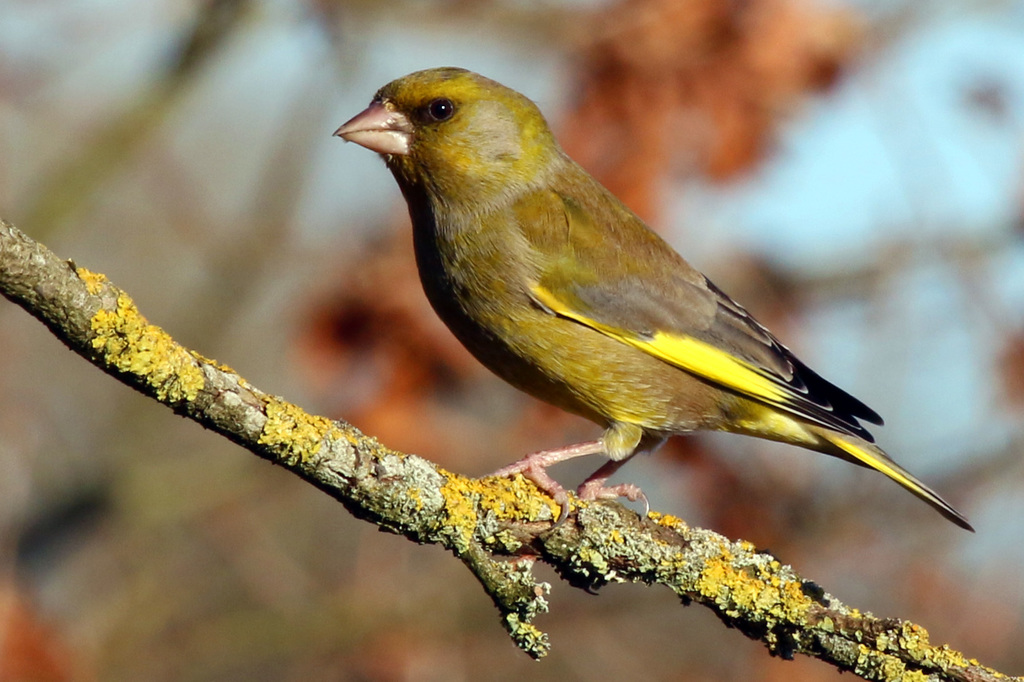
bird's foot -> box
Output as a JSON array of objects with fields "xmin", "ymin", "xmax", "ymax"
[
  {"xmin": 488, "ymin": 440, "xmax": 606, "ymax": 522},
  {"xmin": 576, "ymin": 480, "xmax": 650, "ymax": 517},
  {"xmin": 497, "ymin": 456, "xmax": 572, "ymax": 521},
  {"xmin": 574, "ymin": 459, "xmax": 650, "ymax": 518}
]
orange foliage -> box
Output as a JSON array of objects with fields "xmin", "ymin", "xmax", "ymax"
[
  {"xmin": 0, "ymin": 587, "xmax": 82, "ymax": 682},
  {"xmin": 561, "ymin": 0, "xmax": 861, "ymax": 222},
  {"xmin": 998, "ymin": 330, "xmax": 1024, "ymax": 410}
]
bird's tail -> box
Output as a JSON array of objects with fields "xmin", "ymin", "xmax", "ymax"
[{"xmin": 816, "ymin": 430, "xmax": 973, "ymax": 531}]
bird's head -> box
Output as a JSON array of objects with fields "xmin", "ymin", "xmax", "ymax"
[{"xmin": 335, "ymin": 68, "xmax": 563, "ymax": 206}]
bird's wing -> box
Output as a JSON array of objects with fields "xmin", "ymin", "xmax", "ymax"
[{"xmin": 522, "ymin": 189, "xmax": 881, "ymax": 440}]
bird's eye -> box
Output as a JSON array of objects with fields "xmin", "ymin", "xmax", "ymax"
[{"xmin": 426, "ymin": 98, "xmax": 455, "ymax": 122}]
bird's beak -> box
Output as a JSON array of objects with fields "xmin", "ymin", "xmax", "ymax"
[{"xmin": 334, "ymin": 102, "xmax": 413, "ymax": 156}]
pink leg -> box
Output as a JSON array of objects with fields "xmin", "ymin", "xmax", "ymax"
[
  {"xmin": 491, "ymin": 440, "xmax": 606, "ymax": 478},
  {"xmin": 576, "ymin": 459, "xmax": 649, "ymax": 516},
  {"xmin": 488, "ymin": 440, "xmax": 606, "ymax": 517}
]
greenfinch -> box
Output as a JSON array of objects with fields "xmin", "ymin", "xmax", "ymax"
[{"xmin": 334, "ymin": 67, "xmax": 972, "ymax": 530}]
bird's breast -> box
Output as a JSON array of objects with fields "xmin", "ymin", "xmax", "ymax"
[{"xmin": 405, "ymin": 207, "xmax": 718, "ymax": 434}]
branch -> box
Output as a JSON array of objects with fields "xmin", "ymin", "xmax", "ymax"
[{"xmin": 0, "ymin": 219, "xmax": 1009, "ymax": 681}]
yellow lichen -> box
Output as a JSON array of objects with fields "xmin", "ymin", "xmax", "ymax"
[
  {"xmin": 438, "ymin": 474, "xmax": 480, "ymax": 549},
  {"xmin": 907, "ymin": 627, "xmax": 985, "ymax": 675},
  {"xmin": 438, "ymin": 472, "xmax": 561, "ymax": 550},
  {"xmin": 257, "ymin": 396, "xmax": 333, "ymax": 465},
  {"xmin": 476, "ymin": 475, "xmax": 560, "ymax": 521},
  {"xmin": 695, "ymin": 554, "xmax": 812, "ymax": 625},
  {"xmin": 853, "ymin": 644, "xmax": 900, "ymax": 678},
  {"xmin": 89, "ymin": 290, "xmax": 204, "ymax": 402},
  {"xmin": 647, "ymin": 511, "xmax": 689, "ymax": 532},
  {"xmin": 899, "ymin": 622, "xmax": 928, "ymax": 656},
  {"xmin": 848, "ymin": 622, "xmax": 987, "ymax": 682},
  {"xmin": 901, "ymin": 671, "xmax": 929, "ymax": 682},
  {"xmin": 438, "ymin": 471, "xmax": 584, "ymax": 554},
  {"xmin": 77, "ymin": 267, "xmax": 108, "ymax": 295}
]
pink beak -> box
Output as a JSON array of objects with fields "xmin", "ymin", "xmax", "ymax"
[{"xmin": 334, "ymin": 102, "xmax": 413, "ymax": 156}]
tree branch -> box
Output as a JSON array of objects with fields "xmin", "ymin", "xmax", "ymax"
[{"xmin": 0, "ymin": 218, "xmax": 1009, "ymax": 681}]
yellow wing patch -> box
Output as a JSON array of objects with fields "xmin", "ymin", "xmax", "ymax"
[
  {"xmin": 628, "ymin": 331, "xmax": 789, "ymax": 403},
  {"xmin": 530, "ymin": 282, "xmax": 790, "ymax": 407}
]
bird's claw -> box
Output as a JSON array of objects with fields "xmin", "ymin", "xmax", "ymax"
[
  {"xmin": 576, "ymin": 480, "xmax": 649, "ymax": 519},
  {"xmin": 489, "ymin": 461, "xmax": 572, "ymax": 525}
]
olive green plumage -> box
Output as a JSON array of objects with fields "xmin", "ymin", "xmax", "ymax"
[{"xmin": 335, "ymin": 67, "xmax": 972, "ymax": 530}]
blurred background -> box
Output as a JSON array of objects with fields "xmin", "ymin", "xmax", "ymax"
[{"xmin": 2, "ymin": 0, "xmax": 1024, "ymax": 679}]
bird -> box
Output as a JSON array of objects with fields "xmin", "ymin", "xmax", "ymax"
[{"xmin": 334, "ymin": 67, "xmax": 972, "ymax": 531}]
